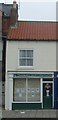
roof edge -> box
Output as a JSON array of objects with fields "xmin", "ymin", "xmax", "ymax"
[
  {"xmin": 7, "ymin": 39, "xmax": 58, "ymax": 41},
  {"xmin": 17, "ymin": 20, "xmax": 58, "ymax": 23}
]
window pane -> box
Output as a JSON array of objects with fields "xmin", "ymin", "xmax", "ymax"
[
  {"xmin": 20, "ymin": 50, "xmax": 26, "ymax": 57},
  {"xmin": 27, "ymin": 50, "xmax": 33, "ymax": 57},
  {"xmin": 13, "ymin": 78, "xmax": 26, "ymax": 102},
  {"xmin": 20, "ymin": 59, "xmax": 26, "ymax": 66},
  {"xmin": 27, "ymin": 78, "xmax": 41, "ymax": 102},
  {"xmin": 27, "ymin": 59, "xmax": 33, "ymax": 66},
  {"xmin": 19, "ymin": 50, "xmax": 33, "ymax": 66}
]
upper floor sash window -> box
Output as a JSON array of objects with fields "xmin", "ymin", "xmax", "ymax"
[{"xmin": 19, "ymin": 50, "xmax": 33, "ymax": 66}]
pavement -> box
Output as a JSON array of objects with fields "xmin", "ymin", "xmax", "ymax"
[{"xmin": 0, "ymin": 109, "xmax": 58, "ymax": 118}]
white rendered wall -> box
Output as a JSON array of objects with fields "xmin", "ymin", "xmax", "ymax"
[{"xmin": 6, "ymin": 41, "xmax": 56, "ymax": 71}]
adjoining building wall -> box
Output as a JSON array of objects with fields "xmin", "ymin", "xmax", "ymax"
[
  {"xmin": 0, "ymin": 7, "xmax": 2, "ymax": 107},
  {"xmin": 0, "ymin": 62, "xmax": 2, "ymax": 108},
  {"xmin": 0, "ymin": 1, "xmax": 18, "ymax": 109},
  {"xmin": 56, "ymin": 42, "xmax": 58, "ymax": 70}
]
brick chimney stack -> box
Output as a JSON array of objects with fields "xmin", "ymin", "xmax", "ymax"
[{"xmin": 10, "ymin": 0, "xmax": 18, "ymax": 27}]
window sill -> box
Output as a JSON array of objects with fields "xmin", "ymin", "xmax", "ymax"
[
  {"xmin": 13, "ymin": 101, "xmax": 41, "ymax": 103},
  {"xmin": 17, "ymin": 66, "xmax": 34, "ymax": 70}
]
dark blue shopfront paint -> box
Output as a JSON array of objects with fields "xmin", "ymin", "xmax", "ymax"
[{"xmin": 54, "ymin": 72, "xmax": 58, "ymax": 109}]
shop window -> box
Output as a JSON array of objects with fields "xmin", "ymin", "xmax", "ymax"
[
  {"xmin": 13, "ymin": 78, "xmax": 41, "ymax": 102},
  {"xmin": 13, "ymin": 78, "xmax": 26, "ymax": 102},
  {"xmin": 19, "ymin": 50, "xmax": 33, "ymax": 66},
  {"xmin": 28, "ymin": 78, "xmax": 41, "ymax": 102}
]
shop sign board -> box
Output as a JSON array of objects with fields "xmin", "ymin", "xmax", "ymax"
[{"xmin": 13, "ymin": 73, "xmax": 53, "ymax": 78}]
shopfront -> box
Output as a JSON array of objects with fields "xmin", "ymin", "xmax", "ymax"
[{"xmin": 8, "ymin": 72, "xmax": 54, "ymax": 110}]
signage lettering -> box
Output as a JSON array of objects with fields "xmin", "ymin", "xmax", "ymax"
[{"xmin": 13, "ymin": 73, "xmax": 52, "ymax": 78}]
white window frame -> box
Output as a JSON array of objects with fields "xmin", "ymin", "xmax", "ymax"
[{"xmin": 18, "ymin": 49, "xmax": 34, "ymax": 68}]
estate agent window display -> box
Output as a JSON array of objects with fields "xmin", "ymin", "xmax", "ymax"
[{"xmin": 13, "ymin": 78, "xmax": 41, "ymax": 103}]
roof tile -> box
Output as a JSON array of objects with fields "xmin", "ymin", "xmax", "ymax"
[{"xmin": 7, "ymin": 21, "xmax": 57, "ymax": 40}]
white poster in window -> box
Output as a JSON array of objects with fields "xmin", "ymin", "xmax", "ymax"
[
  {"xmin": 19, "ymin": 93, "xmax": 22, "ymax": 97},
  {"xmin": 16, "ymin": 88, "xmax": 19, "ymax": 93},
  {"xmin": 31, "ymin": 88, "xmax": 35, "ymax": 97},
  {"xmin": 27, "ymin": 88, "xmax": 30, "ymax": 93},
  {"xmin": 21, "ymin": 88, "xmax": 25, "ymax": 93},
  {"xmin": 36, "ymin": 88, "xmax": 39, "ymax": 93}
]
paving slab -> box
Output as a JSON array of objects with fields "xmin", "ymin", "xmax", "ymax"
[
  {"xmin": 48, "ymin": 110, "xmax": 56, "ymax": 118},
  {"xmin": 20, "ymin": 110, "xmax": 31, "ymax": 118},
  {"xmin": 56, "ymin": 110, "xmax": 58, "ymax": 118},
  {"xmin": 2, "ymin": 110, "xmax": 22, "ymax": 118},
  {"xmin": 28, "ymin": 110, "xmax": 37, "ymax": 118},
  {"xmin": 36, "ymin": 110, "xmax": 43, "ymax": 118},
  {"xmin": 1, "ymin": 109, "xmax": 57, "ymax": 118},
  {"xmin": 42, "ymin": 110, "xmax": 52, "ymax": 118}
]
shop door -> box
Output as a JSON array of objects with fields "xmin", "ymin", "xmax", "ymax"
[{"xmin": 43, "ymin": 83, "xmax": 52, "ymax": 109}]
